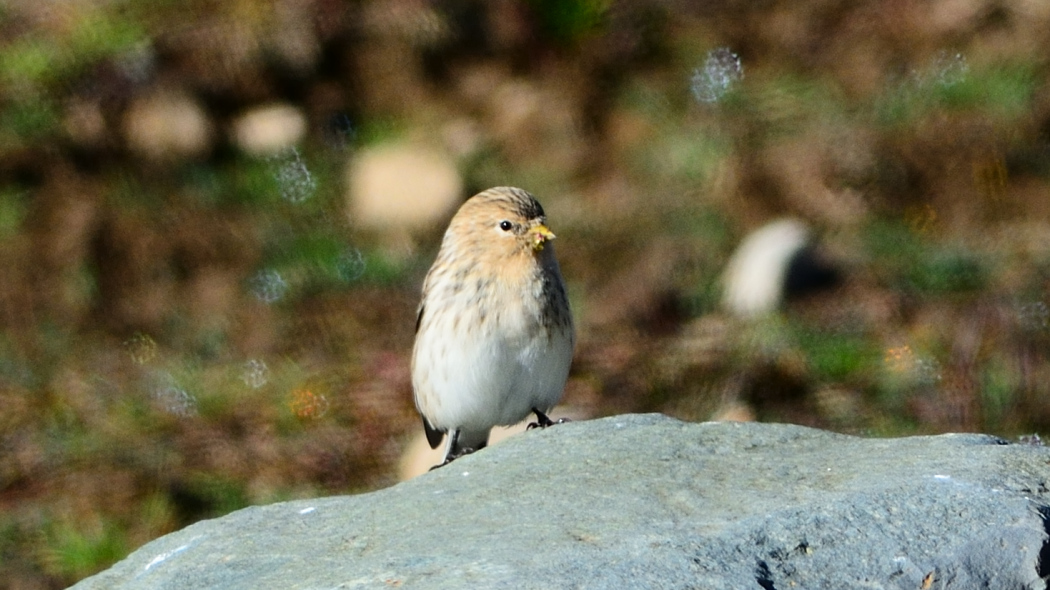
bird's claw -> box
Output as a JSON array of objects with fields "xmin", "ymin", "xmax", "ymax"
[
  {"xmin": 429, "ymin": 446, "xmax": 478, "ymax": 470},
  {"xmin": 527, "ymin": 412, "xmax": 570, "ymax": 430}
]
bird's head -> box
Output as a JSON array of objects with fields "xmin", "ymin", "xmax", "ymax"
[{"xmin": 448, "ymin": 187, "xmax": 557, "ymax": 260}]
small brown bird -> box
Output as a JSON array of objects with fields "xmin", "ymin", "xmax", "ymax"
[{"xmin": 412, "ymin": 187, "xmax": 575, "ymax": 468}]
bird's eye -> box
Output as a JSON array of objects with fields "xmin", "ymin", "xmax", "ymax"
[{"xmin": 499, "ymin": 220, "xmax": 513, "ymax": 231}]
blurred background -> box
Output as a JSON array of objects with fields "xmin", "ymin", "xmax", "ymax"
[{"xmin": 3, "ymin": 0, "xmax": 1050, "ymax": 586}]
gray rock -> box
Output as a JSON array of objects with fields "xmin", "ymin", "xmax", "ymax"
[{"xmin": 70, "ymin": 415, "xmax": 1050, "ymax": 590}]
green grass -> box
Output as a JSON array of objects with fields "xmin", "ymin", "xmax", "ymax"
[
  {"xmin": 937, "ymin": 63, "xmax": 1039, "ymax": 118},
  {"xmin": 980, "ymin": 357, "xmax": 1021, "ymax": 425},
  {"xmin": 795, "ymin": 327, "xmax": 881, "ymax": 384},
  {"xmin": 873, "ymin": 60, "xmax": 1039, "ymax": 126},
  {"xmin": 736, "ymin": 74, "xmax": 850, "ymax": 138},
  {"xmin": 906, "ymin": 250, "xmax": 989, "ymax": 295},
  {"xmin": 0, "ymin": 189, "xmax": 28, "ymax": 238},
  {"xmin": 40, "ymin": 516, "xmax": 130, "ymax": 581},
  {"xmin": 864, "ymin": 220, "xmax": 989, "ymax": 296},
  {"xmin": 528, "ymin": 0, "xmax": 610, "ymax": 45},
  {"xmin": 180, "ymin": 473, "xmax": 252, "ymax": 519},
  {"xmin": 0, "ymin": 97, "xmax": 61, "ymax": 143},
  {"xmin": 0, "ymin": 11, "xmax": 146, "ymax": 88},
  {"xmin": 0, "ymin": 39, "xmax": 62, "ymax": 90}
]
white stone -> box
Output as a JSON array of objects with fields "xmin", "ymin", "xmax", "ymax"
[
  {"xmin": 123, "ymin": 90, "xmax": 212, "ymax": 160},
  {"xmin": 231, "ymin": 104, "xmax": 307, "ymax": 156},
  {"xmin": 722, "ymin": 218, "xmax": 810, "ymax": 317},
  {"xmin": 347, "ymin": 142, "xmax": 462, "ymax": 232}
]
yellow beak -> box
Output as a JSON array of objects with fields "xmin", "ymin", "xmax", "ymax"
[{"xmin": 529, "ymin": 224, "xmax": 556, "ymax": 251}]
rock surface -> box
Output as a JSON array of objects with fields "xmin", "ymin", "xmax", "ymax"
[{"xmin": 71, "ymin": 415, "xmax": 1050, "ymax": 590}]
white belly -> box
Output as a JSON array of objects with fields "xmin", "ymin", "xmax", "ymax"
[{"xmin": 412, "ymin": 309, "xmax": 572, "ymax": 435}]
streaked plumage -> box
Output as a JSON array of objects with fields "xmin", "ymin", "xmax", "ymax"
[{"xmin": 411, "ymin": 187, "xmax": 574, "ymax": 468}]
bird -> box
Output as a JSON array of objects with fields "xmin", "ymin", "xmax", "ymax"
[{"xmin": 411, "ymin": 186, "xmax": 575, "ymax": 469}]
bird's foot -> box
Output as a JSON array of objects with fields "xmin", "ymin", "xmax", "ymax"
[
  {"xmin": 429, "ymin": 446, "xmax": 479, "ymax": 471},
  {"xmin": 526, "ymin": 409, "xmax": 570, "ymax": 430},
  {"xmin": 428, "ymin": 459, "xmax": 452, "ymax": 471}
]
